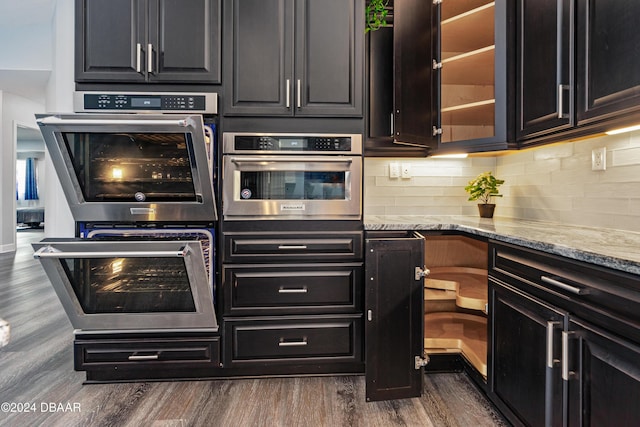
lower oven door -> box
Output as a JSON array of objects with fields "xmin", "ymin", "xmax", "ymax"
[
  {"xmin": 32, "ymin": 240, "xmax": 218, "ymax": 332},
  {"xmin": 223, "ymin": 155, "xmax": 362, "ymax": 220}
]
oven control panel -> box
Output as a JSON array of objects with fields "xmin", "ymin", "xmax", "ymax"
[
  {"xmin": 225, "ymin": 134, "xmax": 362, "ymax": 154},
  {"xmin": 74, "ymin": 92, "xmax": 218, "ymax": 114}
]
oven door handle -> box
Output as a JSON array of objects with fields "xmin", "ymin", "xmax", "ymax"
[
  {"xmin": 36, "ymin": 116, "xmax": 190, "ymax": 127},
  {"xmin": 33, "ymin": 247, "xmax": 189, "ymax": 259},
  {"xmin": 231, "ymin": 157, "xmax": 353, "ymax": 164}
]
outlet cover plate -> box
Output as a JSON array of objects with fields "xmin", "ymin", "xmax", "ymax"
[{"xmin": 592, "ymin": 147, "xmax": 606, "ymax": 171}]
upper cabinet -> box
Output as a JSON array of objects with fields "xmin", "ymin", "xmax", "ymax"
[
  {"xmin": 224, "ymin": 0, "xmax": 364, "ymax": 117},
  {"xmin": 366, "ymin": 0, "xmax": 514, "ymax": 157},
  {"xmin": 75, "ymin": 0, "xmax": 221, "ymax": 84},
  {"xmin": 518, "ymin": 0, "xmax": 640, "ymax": 145}
]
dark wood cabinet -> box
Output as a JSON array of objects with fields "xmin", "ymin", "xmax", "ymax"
[
  {"xmin": 225, "ymin": 0, "xmax": 364, "ymax": 117},
  {"xmin": 518, "ymin": 0, "xmax": 640, "ymax": 144},
  {"xmin": 364, "ymin": 231, "xmax": 426, "ymax": 401},
  {"xmin": 516, "ymin": 0, "xmax": 573, "ymax": 140},
  {"xmin": 489, "ymin": 241, "xmax": 640, "ymax": 426},
  {"xmin": 490, "ymin": 280, "xmax": 565, "ymax": 427},
  {"xmin": 576, "ymin": 0, "xmax": 640, "ymax": 126},
  {"xmin": 76, "ymin": 0, "xmax": 221, "ymax": 84}
]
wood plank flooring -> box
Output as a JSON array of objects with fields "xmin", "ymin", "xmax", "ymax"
[{"xmin": 0, "ymin": 230, "xmax": 508, "ymax": 427}]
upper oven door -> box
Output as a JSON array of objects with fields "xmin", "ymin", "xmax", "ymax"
[
  {"xmin": 32, "ymin": 239, "xmax": 218, "ymax": 332},
  {"xmin": 223, "ymin": 155, "xmax": 362, "ymax": 220},
  {"xmin": 35, "ymin": 114, "xmax": 217, "ymax": 222}
]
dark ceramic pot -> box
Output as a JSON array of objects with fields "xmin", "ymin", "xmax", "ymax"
[{"xmin": 477, "ymin": 204, "xmax": 496, "ymax": 218}]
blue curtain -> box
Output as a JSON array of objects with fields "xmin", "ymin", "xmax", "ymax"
[{"xmin": 24, "ymin": 158, "xmax": 39, "ymax": 200}]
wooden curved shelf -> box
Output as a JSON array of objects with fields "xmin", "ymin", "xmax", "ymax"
[
  {"xmin": 424, "ymin": 312, "xmax": 487, "ymax": 377},
  {"xmin": 425, "ymin": 267, "xmax": 488, "ymax": 312}
]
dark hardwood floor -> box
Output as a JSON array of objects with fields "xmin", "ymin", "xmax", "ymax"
[{"xmin": 0, "ymin": 230, "xmax": 507, "ymax": 427}]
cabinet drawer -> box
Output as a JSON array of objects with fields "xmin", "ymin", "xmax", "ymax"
[
  {"xmin": 222, "ymin": 263, "xmax": 362, "ymax": 315},
  {"xmin": 225, "ymin": 316, "xmax": 362, "ymax": 364},
  {"xmin": 74, "ymin": 337, "xmax": 221, "ymax": 370},
  {"xmin": 223, "ymin": 231, "xmax": 363, "ymax": 262}
]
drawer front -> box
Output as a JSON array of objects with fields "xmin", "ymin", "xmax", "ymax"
[
  {"xmin": 74, "ymin": 337, "xmax": 221, "ymax": 370},
  {"xmin": 223, "ymin": 263, "xmax": 363, "ymax": 315},
  {"xmin": 225, "ymin": 317, "xmax": 362, "ymax": 364},
  {"xmin": 223, "ymin": 231, "xmax": 363, "ymax": 262}
]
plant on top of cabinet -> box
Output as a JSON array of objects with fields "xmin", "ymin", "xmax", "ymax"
[
  {"xmin": 365, "ymin": 0, "xmax": 389, "ymax": 32},
  {"xmin": 464, "ymin": 171, "xmax": 504, "ymax": 218}
]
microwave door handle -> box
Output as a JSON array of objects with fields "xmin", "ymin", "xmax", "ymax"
[
  {"xmin": 34, "ymin": 248, "xmax": 189, "ymax": 259},
  {"xmin": 37, "ymin": 117, "xmax": 190, "ymax": 127},
  {"xmin": 231, "ymin": 157, "xmax": 353, "ymax": 164}
]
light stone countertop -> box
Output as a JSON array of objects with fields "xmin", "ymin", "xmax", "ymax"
[{"xmin": 364, "ymin": 215, "xmax": 640, "ymax": 276}]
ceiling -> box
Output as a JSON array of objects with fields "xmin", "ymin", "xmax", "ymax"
[{"xmin": 0, "ymin": 0, "xmax": 56, "ymax": 103}]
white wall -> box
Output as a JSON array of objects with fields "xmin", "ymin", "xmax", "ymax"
[
  {"xmin": 364, "ymin": 131, "xmax": 640, "ymax": 233},
  {"xmin": 0, "ymin": 92, "xmax": 46, "ymax": 252}
]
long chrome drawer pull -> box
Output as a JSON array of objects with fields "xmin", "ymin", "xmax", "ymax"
[
  {"xmin": 278, "ymin": 288, "xmax": 308, "ymax": 294},
  {"xmin": 279, "ymin": 340, "xmax": 307, "ymax": 347},
  {"xmin": 277, "ymin": 245, "xmax": 308, "ymax": 250},
  {"xmin": 37, "ymin": 117, "xmax": 189, "ymax": 127},
  {"xmin": 128, "ymin": 354, "xmax": 160, "ymax": 361},
  {"xmin": 541, "ymin": 276, "xmax": 586, "ymax": 295},
  {"xmin": 34, "ymin": 247, "xmax": 187, "ymax": 259}
]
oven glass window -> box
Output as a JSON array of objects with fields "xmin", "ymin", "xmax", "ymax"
[
  {"xmin": 61, "ymin": 257, "xmax": 196, "ymax": 313},
  {"xmin": 61, "ymin": 132, "xmax": 198, "ymax": 202},
  {"xmin": 239, "ymin": 171, "xmax": 347, "ymax": 200}
]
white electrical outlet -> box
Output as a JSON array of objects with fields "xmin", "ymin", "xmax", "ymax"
[
  {"xmin": 592, "ymin": 147, "xmax": 606, "ymax": 171},
  {"xmin": 389, "ymin": 162, "xmax": 400, "ymax": 178},
  {"xmin": 401, "ymin": 163, "xmax": 412, "ymax": 178}
]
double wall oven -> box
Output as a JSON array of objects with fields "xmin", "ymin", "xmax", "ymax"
[{"xmin": 34, "ymin": 92, "xmax": 220, "ymax": 335}]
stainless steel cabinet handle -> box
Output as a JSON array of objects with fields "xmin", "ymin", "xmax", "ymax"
[
  {"xmin": 557, "ymin": 85, "xmax": 569, "ymax": 119},
  {"xmin": 136, "ymin": 43, "xmax": 142, "ymax": 73},
  {"xmin": 34, "ymin": 247, "xmax": 188, "ymax": 259},
  {"xmin": 37, "ymin": 117, "xmax": 189, "ymax": 127},
  {"xmin": 541, "ymin": 275, "xmax": 587, "ymax": 295},
  {"xmin": 297, "ymin": 79, "xmax": 301, "ymax": 108},
  {"xmin": 390, "ymin": 112, "xmax": 394, "ymax": 136},
  {"xmin": 277, "ymin": 245, "xmax": 308, "ymax": 250},
  {"xmin": 278, "ymin": 288, "xmax": 308, "ymax": 294},
  {"xmin": 128, "ymin": 354, "xmax": 160, "ymax": 361},
  {"xmin": 286, "ymin": 79, "xmax": 291, "ymax": 109},
  {"xmin": 147, "ymin": 43, "xmax": 153, "ymax": 73},
  {"xmin": 546, "ymin": 321, "xmax": 561, "ymax": 368},
  {"xmin": 278, "ymin": 340, "xmax": 307, "ymax": 347}
]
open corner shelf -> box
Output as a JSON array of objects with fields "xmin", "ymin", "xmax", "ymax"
[{"xmin": 425, "ymin": 266, "xmax": 488, "ymax": 311}]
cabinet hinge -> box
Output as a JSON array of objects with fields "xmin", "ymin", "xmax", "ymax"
[
  {"xmin": 415, "ymin": 354, "xmax": 430, "ymax": 369},
  {"xmin": 432, "ymin": 126, "xmax": 443, "ymax": 136},
  {"xmin": 433, "ymin": 0, "xmax": 442, "ymax": 5},
  {"xmin": 432, "ymin": 59, "xmax": 443, "ymax": 70},
  {"xmin": 415, "ymin": 266, "xmax": 430, "ymax": 280}
]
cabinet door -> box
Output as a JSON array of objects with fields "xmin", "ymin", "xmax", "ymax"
[
  {"xmin": 517, "ymin": 0, "xmax": 573, "ymax": 140},
  {"xmin": 225, "ymin": 0, "xmax": 293, "ymax": 116},
  {"xmin": 491, "ymin": 280, "xmax": 565, "ymax": 427},
  {"xmin": 576, "ymin": 0, "xmax": 640, "ymax": 125},
  {"xmin": 365, "ymin": 231, "xmax": 425, "ymax": 401},
  {"xmin": 75, "ymin": 0, "xmax": 147, "ymax": 82},
  {"xmin": 394, "ymin": 0, "xmax": 435, "ymax": 149},
  {"xmin": 566, "ymin": 318, "xmax": 640, "ymax": 426},
  {"xmin": 294, "ymin": 0, "xmax": 363, "ymax": 117},
  {"xmin": 148, "ymin": 0, "xmax": 221, "ymax": 83}
]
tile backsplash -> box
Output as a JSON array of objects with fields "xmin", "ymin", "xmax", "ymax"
[{"xmin": 364, "ymin": 130, "xmax": 640, "ymax": 232}]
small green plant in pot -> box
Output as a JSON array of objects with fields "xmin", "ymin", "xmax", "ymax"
[
  {"xmin": 365, "ymin": 0, "xmax": 389, "ymax": 33},
  {"xmin": 464, "ymin": 171, "xmax": 505, "ymax": 218}
]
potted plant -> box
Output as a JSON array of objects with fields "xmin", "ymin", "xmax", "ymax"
[
  {"xmin": 464, "ymin": 171, "xmax": 505, "ymax": 218},
  {"xmin": 365, "ymin": 0, "xmax": 389, "ymax": 33}
]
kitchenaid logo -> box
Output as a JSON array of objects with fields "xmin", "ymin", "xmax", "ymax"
[{"xmin": 281, "ymin": 203, "xmax": 305, "ymax": 211}]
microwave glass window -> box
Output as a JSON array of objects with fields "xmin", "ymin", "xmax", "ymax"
[
  {"xmin": 60, "ymin": 257, "xmax": 196, "ymax": 314},
  {"xmin": 62, "ymin": 132, "xmax": 198, "ymax": 202},
  {"xmin": 239, "ymin": 171, "xmax": 347, "ymax": 200}
]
